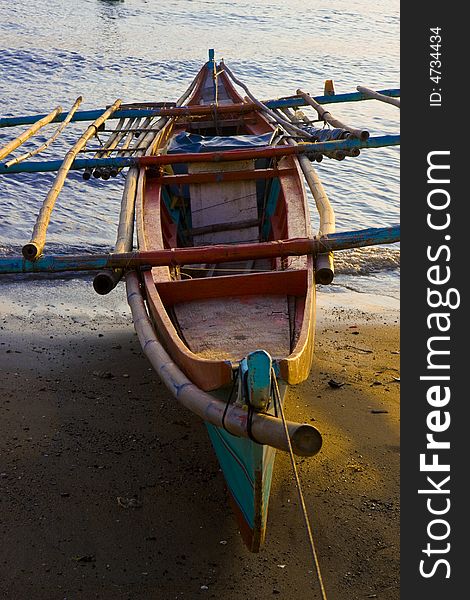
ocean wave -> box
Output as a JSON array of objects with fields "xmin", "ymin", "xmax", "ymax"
[{"xmin": 334, "ymin": 246, "xmax": 400, "ymax": 275}]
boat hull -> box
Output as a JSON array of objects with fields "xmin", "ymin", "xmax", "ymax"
[
  {"xmin": 133, "ymin": 58, "xmax": 317, "ymax": 552},
  {"xmin": 206, "ymin": 423, "xmax": 276, "ymax": 551}
]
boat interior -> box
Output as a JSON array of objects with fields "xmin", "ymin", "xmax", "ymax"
[{"xmin": 138, "ymin": 62, "xmax": 314, "ymax": 387}]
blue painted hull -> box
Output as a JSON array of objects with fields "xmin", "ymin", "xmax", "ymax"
[{"xmin": 205, "ymin": 383, "xmax": 287, "ymax": 552}]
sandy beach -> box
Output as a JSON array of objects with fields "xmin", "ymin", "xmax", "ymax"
[{"xmin": 0, "ymin": 278, "xmax": 399, "ymax": 599}]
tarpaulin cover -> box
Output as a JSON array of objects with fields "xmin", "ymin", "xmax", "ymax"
[
  {"xmin": 167, "ymin": 131, "xmax": 275, "ymax": 154},
  {"xmin": 301, "ymin": 125, "xmax": 350, "ymax": 142}
]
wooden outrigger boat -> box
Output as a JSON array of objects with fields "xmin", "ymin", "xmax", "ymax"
[
  {"xmin": 132, "ymin": 59, "xmax": 318, "ymax": 552},
  {"xmin": 0, "ymin": 51, "xmax": 400, "ymax": 555}
]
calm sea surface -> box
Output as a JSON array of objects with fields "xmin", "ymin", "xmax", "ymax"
[{"xmin": 0, "ymin": 0, "xmax": 399, "ymax": 298}]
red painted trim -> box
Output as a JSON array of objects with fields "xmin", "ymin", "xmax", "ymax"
[
  {"xmin": 138, "ymin": 144, "xmax": 298, "ymax": 167},
  {"xmin": 109, "ymin": 239, "xmax": 316, "ymax": 268},
  {"xmin": 149, "ymin": 167, "xmax": 296, "ymax": 185},
  {"xmin": 156, "ymin": 269, "xmax": 308, "ymax": 307},
  {"xmin": 158, "ymin": 102, "xmax": 256, "ymax": 116}
]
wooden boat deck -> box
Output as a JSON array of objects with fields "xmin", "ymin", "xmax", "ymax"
[{"xmin": 173, "ymin": 294, "xmax": 290, "ymax": 361}]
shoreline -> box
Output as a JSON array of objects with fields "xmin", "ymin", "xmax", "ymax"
[{"xmin": 0, "ymin": 279, "xmax": 399, "ymax": 599}]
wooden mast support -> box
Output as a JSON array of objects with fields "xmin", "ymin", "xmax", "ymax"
[
  {"xmin": 0, "ymin": 226, "xmax": 400, "ymax": 274},
  {"xmin": 356, "ymin": 86, "xmax": 401, "ymax": 108},
  {"xmin": 296, "ymin": 89, "xmax": 370, "ymax": 140},
  {"xmin": 22, "ymin": 99, "xmax": 122, "ymax": 261},
  {"xmin": 0, "ymin": 106, "xmax": 63, "ymax": 161},
  {"xmin": 126, "ymin": 271, "xmax": 322, "ymax": 457}
]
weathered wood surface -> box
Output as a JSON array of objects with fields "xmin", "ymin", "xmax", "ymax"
[
  {"xmin": 189, "ymin": 160, "xmax": 259, "ymax": 246},
  {"xmin": 174, "ymin": 295, "xmax": 290, "ymax": 360}
]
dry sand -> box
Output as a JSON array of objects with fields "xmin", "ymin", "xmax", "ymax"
[{"xmin": 0, "ymin": 278, "xmax": 399, "ymax": 599}]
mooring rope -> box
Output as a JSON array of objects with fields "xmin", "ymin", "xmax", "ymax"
[
  {"xmin": 271, "ymin": 369, "xmax": 329, "ymax": 600},
  {"xmin": 221, "ymin": 368, "xmax": 239, "ymax": 433}
]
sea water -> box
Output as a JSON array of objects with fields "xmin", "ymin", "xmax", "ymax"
[{"xmin": 0, "ymin": 0, "xmax": 399, "ymax": 301}]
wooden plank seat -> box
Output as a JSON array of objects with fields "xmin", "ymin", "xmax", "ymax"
[{"xmin": 156, "ymin": 268, "xmax": 308, "ymax": 307}]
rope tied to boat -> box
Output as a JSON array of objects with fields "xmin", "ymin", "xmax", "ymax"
[
  {"xmin": 221, "ymin": 368, "xmax": 240, "ymax": 433},
  {"xmin": 271, "ymin": 368, "xmax": 329, "ymax": 600},
  {"xmin": 244, "ymin": 369, "xmax": 262, "ymax": 445}
]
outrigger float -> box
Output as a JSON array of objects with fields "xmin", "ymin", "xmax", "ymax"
[{"xmin": 0, "ymin": 51, "xmax": 400, "ymax": 557}]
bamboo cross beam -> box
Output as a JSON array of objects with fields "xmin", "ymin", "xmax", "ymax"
[
  {"xmin": 297, "ymin": 89, "xmax": 369, "ymax": 140},
  {"xmin": 4, "ymin": 98, "xmax": 83, "ymax": 168},
  {"xmin": 0, "ymin": 134, "xmax": 401, "ymax": 175},
  {"xmin": 22, "ymin": 99, "xmax": 122, "ymax": 261},
  {"xmin": 0, "ymin": 89, "xmax": 401, "ymax": 129},
  {"xmin": 0, "ymin": 106, "xmax": 62, "ymax": 161},
  {"xmin": 356, "ymin": 86, "xmax": 401, "ymax": 108},
  {"xmin": 0, "ymin": 225, "xmax": 399, "ymax": 275}
]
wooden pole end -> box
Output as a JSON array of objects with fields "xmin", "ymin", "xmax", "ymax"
[
  {"xmin": 290, "ymin": 424, "xmax": 323, "ymax": 457},
  {"xmin": 93, "ymin": 270, "xmax": 122, "ymax": 295},
  {"xmin": 22, "ymin": 242, "xmax": 41, "ymax": 261}
]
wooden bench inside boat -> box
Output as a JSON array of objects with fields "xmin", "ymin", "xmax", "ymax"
[
  {"xmin": 156, "ymin": 269, "xmax": 308, "ymax": 361},
  {"xmin": 156, "ymin": 268, "xmax": 307, "ymax": 306}
]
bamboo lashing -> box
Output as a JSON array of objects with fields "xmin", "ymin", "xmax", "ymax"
[
  {"xmin": 108, "ymin": 117, "xmax": 142, "ymax": 177},
  {"xmin": 297, "ymin": 89, "xmax": 370, "ymax": 140},
  {"xmin": 22, "ymin": 99, "xmax": 122, "ymax": 261},
  {"xmin": 92, "ymin": 116, "xmax": 130, "ymax": 179},
  {"xmin": 0, "ymin": 105, "xmax": 62, "ymax": 161},
  {"xmin": 356, "ymin": 86, "xmax": 400, "ymax": 108},
  {"xmin": 5, "ymin": 98, "xmax": 83, "ymax": 168}
]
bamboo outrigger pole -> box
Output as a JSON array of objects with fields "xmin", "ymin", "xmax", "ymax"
[
  {"xmin": 269, "ymin": 106, "xmax": 336, "ymax": 284},
  {"xmin": 0, "ymin": 226, "xmax": 400, "ymax": 275},
  {"xmin": 356, "ymin": 86, "xmax": 401, "ymax": 108},
  {"xmin": 0, "ymin": 89, "xmax": 401, "ymax": 129},
  {"xmin": 22, "ymin": 99, "xmax": 122, "ymax": 261},
  {"xmin": 4, "ymin": 97, "xmax": 83, "ymax": 168},
  {"xmin": 0, "ymin": 105, "xmax": 62, "ymax": 161},
  {"xmin": 92, "ymin": 168, "xmax": 138, "ymax": 294},
  {"xmin": 0, "ymin": 134, "xmax": 401, "ymax": 176},
  {"xmin": 296, "ymin": 89, "xmax": 370, "ymax": 140}
]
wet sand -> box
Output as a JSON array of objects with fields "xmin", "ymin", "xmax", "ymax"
[{"xmin": 0, "ymin": 279, "xmax": 399, "ymax": 599}]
